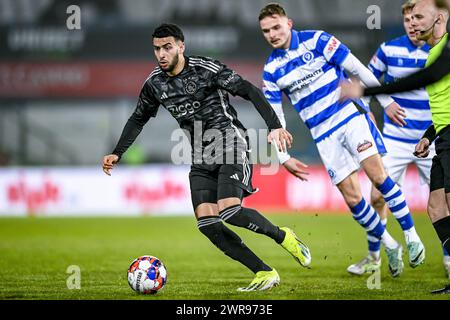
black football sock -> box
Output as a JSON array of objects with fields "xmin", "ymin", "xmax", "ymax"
[
  {"xmin": 219, "ymin": 205, "xmax": 286, "ymax": 244},
  {"xmin": 433, "ymin": 216, "xmax": 450, "ymax": 253},
  {"xmin": 197, "ymin": 216, "xmax": 272, "ymax": 273}
]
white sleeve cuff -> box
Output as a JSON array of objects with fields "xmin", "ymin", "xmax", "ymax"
[
  {"xmin": 277, "ymin": 151, "xmax": 291, "ymax": 164},
  {"xmin": 378, "ymin": 94, "xmax": 395, "ymax": 109},
  {"xmin": 272, "ymin": 138, "xmax": 291, "ymax": 164}
]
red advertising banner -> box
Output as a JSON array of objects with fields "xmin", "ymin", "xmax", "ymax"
[
  {"xmin": 0, "ymin": 165, "xmax": 428, "ymax": 216},
  {"xmin": 0, "ymin": 61, "xmax": 262, "ymax": 99},
  {"xmin": 0, "ymin": 62, "xmax": 154, "ymax": 98}
]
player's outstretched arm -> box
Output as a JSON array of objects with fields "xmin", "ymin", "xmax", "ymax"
[
  {"xmin": 340, "ymin": 53, "xmax": 406, "ymax": 126},
  {"xmin": 214, "ymin": 63, "xmax": 293, "ymax": 152},
  {"xmin": 102, "ymin": 115, "xmax": 149, "ymax": 176},
  {"xmin": 102, "ymin": 82, "xmax": 158, "ymax": 176},
  {"xmin": 234, "ymin": 79, "xmax": 293, "ymax": 152},
  {"xmin": 235, "ymin": 80, "xmax": 283, "ymax": 128},
  {"xmin": 339, "ymin": 80, "xmax": 363, "ymax": 100},
  {"xmin": 364, "ymin": 52, "xmax": 450, "ymax": 97},
  {"xmin": 338, "ymin": 79, "xmax": 407, "ymax": 128},
  {"xmin": 341, "ymin": 46, "xmax": 450, "ymax": 99}
]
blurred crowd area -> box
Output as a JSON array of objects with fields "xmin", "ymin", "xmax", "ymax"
[{"xmin": 0, "ymin": 0, "xmax": 408, "ymax": 166}]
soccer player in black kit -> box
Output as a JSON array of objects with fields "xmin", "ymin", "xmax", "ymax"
[{"xmin": 102, "ymin": 24, "xmax": 311, "ymax": 291}]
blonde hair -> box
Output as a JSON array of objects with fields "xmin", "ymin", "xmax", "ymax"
[{"xmin": 402, "ymin": 0, "xmax": 417, "ymax": 14}]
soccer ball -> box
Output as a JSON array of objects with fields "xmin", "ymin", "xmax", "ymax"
[{"xmin": 127, "ymin": 255, "xmax": 167, "ymax": 294}]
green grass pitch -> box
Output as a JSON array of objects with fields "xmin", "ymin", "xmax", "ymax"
[{"xmin": 0, "ymin": 213, "xmax": 449, "ymax": 300}]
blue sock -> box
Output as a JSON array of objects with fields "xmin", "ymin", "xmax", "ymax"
[
  {"xmin": 377, "ymin": 177, "xmax": 414, "ymax": 231},
  {"xmin": 368, "ymin": 235, "xmax": 381, "ymax": 254},
  {"xmin": 367, "ymin": 219, "xmax": 387, "ymax": 256},
  {"xmin": 351, "ymin": 198, "xmax": 385, "ymax": 239}
]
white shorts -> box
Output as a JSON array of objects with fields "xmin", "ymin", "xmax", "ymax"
[
  {"xmin": 317, "ymin": 113, "xmax": 386, "ymax": 185},
  {"xmin": 382, "ymin": 137, "xmax": 435, "ymax": 186}
]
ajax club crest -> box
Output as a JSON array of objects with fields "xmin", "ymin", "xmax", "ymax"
[{"xmin": 184, "ymin": 80, "xmax": 198, "ymax": 95}]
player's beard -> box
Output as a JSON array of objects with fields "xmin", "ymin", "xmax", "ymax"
[{"xmin": 159, "ymin": 54, "xmax": 179, "ymax": 72}]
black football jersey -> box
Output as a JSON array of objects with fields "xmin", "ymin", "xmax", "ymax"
[{"xmin": 115, "ymin": 56, "xmax": 257, "ymax": 164}]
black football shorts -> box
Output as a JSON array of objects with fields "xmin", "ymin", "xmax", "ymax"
[
  {"xmin": 189, "ymin": 161, "xmax": 257, "ymax": 210},
  {"xmin": 430, "ymin": 126, "xmax": 450, "ymax": 194}
]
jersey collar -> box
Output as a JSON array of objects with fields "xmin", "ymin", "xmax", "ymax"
[
  {"xmin": 289, "ymin": 29, "xmax": 299, "ymax": 50},
  {"xmin": 437, "ymin": 33, "xmax": 449, "ymax": 47},
  {"xmin": 272, "ymin": 29, "xmax": 299, "ymax": 57},
  {"xmin": 404, "ymin": 35, "xmax": 430, "ymax": 53}
]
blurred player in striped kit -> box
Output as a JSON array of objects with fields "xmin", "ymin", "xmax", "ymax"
[
  {"xmin": 348, "ymin": 0, "xmax": 449, "ymax": 278},
  {"xmin": 341, "ymin": 0, "xmax": 450, "ymax": 293},
  {"xmin": 258, "ymin": 3, "xmax": 426, "ymax": 278}
]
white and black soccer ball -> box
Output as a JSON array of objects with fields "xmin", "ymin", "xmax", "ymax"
[{"xmin": 127, "ymin": 255, "xmax": 167, "ymax": 294}]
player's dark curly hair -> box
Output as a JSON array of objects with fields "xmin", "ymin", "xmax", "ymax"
[{"xmin": 152, "ymin": 23, "xmax": 184, "ymax": 42}]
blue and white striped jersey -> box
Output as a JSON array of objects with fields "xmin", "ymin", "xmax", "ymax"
[
  {"xmin": 263, "ymin": 29, "xmax": 365, "ymax": 144},
  {"xmin": 369, "ymin": 35, "xmax": 432, "ymax": 144}
]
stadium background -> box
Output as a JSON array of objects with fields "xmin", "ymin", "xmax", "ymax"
[
  {"xmin": 2, "ymin": 0, "xmax": 449, "ymax": 302},
  {"xmin": 0, "ymin": 0, "xmax": 429, "ymax": 216}
]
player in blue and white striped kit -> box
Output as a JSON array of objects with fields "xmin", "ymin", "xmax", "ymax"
[
  {"xmin": 348, "ymin": 0, "xmax": 450, "ymax": 278},
  {"xmin": 258, "ymin": 3, "xmax": 426, "ymax": 277}
]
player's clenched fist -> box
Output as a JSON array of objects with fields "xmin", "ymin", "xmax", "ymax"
[
  {"xmin": 414, "ymin": 138, "xmax": 430, "ymax": 159},
  {"xmin": 102, "ymin": 154, "xmax": 119, "ymax": 176}
]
